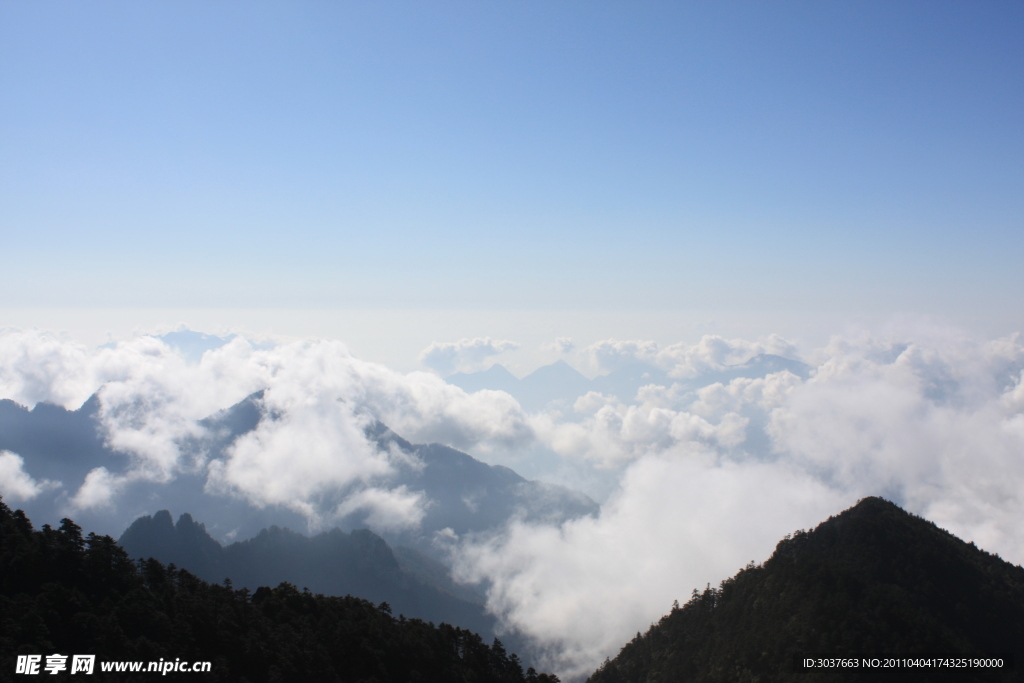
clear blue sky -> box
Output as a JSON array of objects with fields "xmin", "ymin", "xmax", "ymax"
[{"xmin": 2, "ymin": 1, "xmax": 1022, "ymax": 320}]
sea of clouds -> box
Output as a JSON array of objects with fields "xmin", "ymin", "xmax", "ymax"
[{"xmin": 1, "ymin": 325, "xmax": 1023, "ymax": 679}]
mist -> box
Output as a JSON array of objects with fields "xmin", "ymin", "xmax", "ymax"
[{"xmin": 2, "ymin": 325, "xmax": 1023, "ymax": 679}]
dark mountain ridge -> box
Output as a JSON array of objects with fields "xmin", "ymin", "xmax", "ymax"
[
  {"xmin": 0, "ymin": 394, "xmax": 115, "ymax": 486},
  {"xmin": 0, "ymin": 497, "xmax": 560, "ymax": 682},
  {"xmin": 118, "ymin": 509, "xmax": 497, "ymax": 641},
  {"xmin": 588, "ymin": 497, "xmax": 1024, "ymax": 682}
]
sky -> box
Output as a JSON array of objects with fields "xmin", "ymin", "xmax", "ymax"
[
  {"xmin": 2, "ymin": 2, "xmax": 1024, "ymax": 679},
  {"xmin": 2, "ymin": 0, "xmax": 1023, "ymax": 343}
]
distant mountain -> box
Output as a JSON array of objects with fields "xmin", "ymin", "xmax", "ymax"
[
  {"xmin": 0, "ymin": 390, "xmax": 598, "ymax": 550},
  {"xmin": 447, "ymin": 354, "xmax": 811, "ymax": 409},
  {"xmin": 157, "ymin": 329, "xmax": 237, "ymax": 363},
  {"xmin": 447, "ymin": 364, "xmax": 522, "ymax": 396},
  {"xmin": 589, "ymin": 362, "xmax": 673, "ymax": 403},
  {"xmin": 97, "ymin": 329, "xmax": 238, "ymax": 363},
  {"xmin": 447, "ymin": 362, "xmax": 593, "ymax": 411},
  {"xmin": 368, "ymin": 438, "xmax": 598, "ymax": 553},
  {"xmin": 518, "ymin": 360, "xmax": 593, "ymax": 411},
  {"xmin": 588, "ymin": 497, "xmax": 1024, "ymax": 683},
  {"xmin": 119, "ymin": 510, "xmax": 498, "ymax": 640},
  {"xmin": 0, "ymin": 394, "xmax": 115, "ymax": 486}
]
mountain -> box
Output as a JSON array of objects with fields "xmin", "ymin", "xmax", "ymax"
[
  {"xmin": 157, "ymin": 329, "xmax": 237, "ymax": 363},
  {"xmin": 447, "ymin": 364, "xmax": 522, "ymax": 396},
  {"xmin": 371, "ymin": 440, "xmax": 598, "ymax": 552},
  {"xmin": 1, "ymin": 391, "xmax": 598, "ymax": 551},
  {"xmin": 0, "ymin": 499, "xmax": 560, "ymax": 683},
  {"xmin": 518, "ymin": 360, "xmax": 594, "ymax": 411},
  {"xmin": 589, "ymin": 362, "xmax": 673, "ymax": 403},
  {"xmin": 118, "ymin": 510, "xmax": 498, "ymax": 640},
  {"xmin": 588, "ymin": 497, "xmax": 1024, "ymax": 683},
  {"xmin": 0, "ymin": 394, "xmax": 115, "ymax": 486},
  {"xmin": 195, "ymin": 401, "xmax": 600, "ymax": 553},
  {"xmin": 447, "ymin": 361, "xmax": 599, "ymax": 410}
]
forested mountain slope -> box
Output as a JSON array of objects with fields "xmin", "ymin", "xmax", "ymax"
[
  {"xmin": 118, "ymin": 510, "xmax": 495, "ymax": 639},
  {"xmin": 0, "ymin": 498, "xmax": 559, "ymax": 682},
  {"xmin": 588, "ymin": 497, "xmax": 1024, "ymax": 683}
]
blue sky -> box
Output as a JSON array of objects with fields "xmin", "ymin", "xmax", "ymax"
[{"xmin": 2, "ymin": 1, "xmax": 1022, "ymax": 325}]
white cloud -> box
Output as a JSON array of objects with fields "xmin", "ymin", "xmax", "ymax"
[
  {"xmin": 5, "ymin": 325, "xmax": 1024, "ymax": 681},
  {"xmin": 70, "ymin": 467, "xmax": 126, "ymax": 510},
  {"xmin": 334, "ymin": 485, "xmax": 428, "ymax": 532},
  {"xmin": 659, "ymin": 333, "xmax": 799, "ymax": 379},
  {"xmin": 768, "ymin": 334, "xmax": 1024, "ymax": 558},
  {"xmin": 534, "ymin": 385, "xmax": 753, "ymax": 466},
  {"xmin": 0, "ymin": 330, "xmax": 537, "ymax": 525},
  {"xmin": 547, "ymin": 337, "xmax": 576, "ymax": 354},
  {"xmin": 689, "ymin": 371, "xmax": 803, "ymax": 419},
  {"xmin": 453, "ymin": 328, "xmax": 1024, "ymax": 680},
  {"xmin": 418, "ymin": 337, "xmax": 521, "ymax": 375},
  {"xmin": 0, "ymin": 451, "xmax": 59, "ymax": 502},
  {"xmin": 0, "ymin": 330, "xmax": 97, "ymax": 409},
  {"xmin": 580, "ymin": 339, "xmax": 659, "ymax": 373},
  {"xmin": 197, "ymin": 338, "xmax": 536, "ymax": 524},
  {"xmin": 572, "ymin": 391, "xmax": 615, "ymax": 414},
  {"xmin": 205, "ymin": 394, "xmax": 388, "ymax": 520},
  {"xmin": 579, "ymin": 334, "xmax": 800, "ymax": 379},
  {"xmin": 453, "ymin": 450, "xmax": 846, "ymax": 680}
]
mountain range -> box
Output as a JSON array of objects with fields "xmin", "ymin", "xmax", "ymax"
[
  {"xmin": 0, "ymin": 498, "xmax": 560, "ymax": 682},
  {"xmin": 118, "ymin": 509, "xmax": 498, "ymax": 641},
  {"xmin": 5, "ymin": 491, "xmax": 1022, "ymax": 682},
  {"xmin": 0, "ymin": 387, "xmax": 597, "ymax": 654},
  {"xmin": 0, "ymin": 390, "xmax": 598, "ymax": 557}
]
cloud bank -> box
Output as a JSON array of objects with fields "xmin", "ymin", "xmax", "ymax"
[
  {"xmin": 579, "ymin": 334, "xmax": 798, "ymax": 377},
  {"xmin": 3, "ymin": 326, "xmax": 1024, "ymax": 680},
  {"xmin": 0, "ymin": 331, "xmax": 533, "ymax": 529},
  {"xmin": 449, "ymin": 330, "xmax": 1024, "ymax": 678},
  {"xmin": 419, "ymin": 336, "xmax": 521, "ymax": 375}
]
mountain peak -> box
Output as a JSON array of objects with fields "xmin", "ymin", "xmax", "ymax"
[
  {"xmin": 589, "ymin": 497, "xmax": 1024, "ymax": 682},
  {"xmin": 151, "ymin": 509, "xmax": 174, "ymax": 529},
  {"xmin": 523, "ymin": 359, "xmax": 588, "ymax": 381}
]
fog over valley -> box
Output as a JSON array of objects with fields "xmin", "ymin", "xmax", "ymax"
[{"xmin": 2, "ymin": 325, "xmax": 1023, "ymax": 677}]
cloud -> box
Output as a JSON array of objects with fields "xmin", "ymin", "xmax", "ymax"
[
  {"xmin": 70, "ymin": 467, "xmax": 127, "ymax": 510},
  {"xmin": 580, "ymin": 339, "xmax": 659, "ymax": 373},
  {"xmin": 546, "ymin": 337, "xmax": 576, "ymax": 354},
  {"xmin": 205, "ymin": 391, "xmax": 390, "ymax": 521},
  {"xmin": 418, "ymin": 337, "xmax": 521, "ymax": 375},
  {"xmin": 452, "ymin": 328, "xmax": 1024, "ymax": 680},
  {"xmin": 579, "ymin": 334, "xmax": 800, "ymax": 378},
  {"xmin": 0, "ymin": 451, "xmax": 59, "ymax": 502},
  {"xmin": 5, "ymin": 325, "xmax": 1024, "ymax": 680},
  {"xmin": 453, "ymin": 450, "xmax": 846, "ymax": 680},
  {"xmin": 767, "ymin": 334, "xmax": 1024, "ymax": 557},
  {"xmin": 659, "ymin": 334, "xmax": 799, "ymax": 379},
  {"xmin": 530, "ymin": 375, "xmax": 777, "ymax": 466},
  {"xmin": 0, "ymin": 330, "xmax": 536, "ymax": 527},
  {"xmin": 334, "ymin": 485, "xmax": 428, "ymax": 532},
  {"xmin": 0, "ymin": 330, "xmax": 98, "ymax": 409}
]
